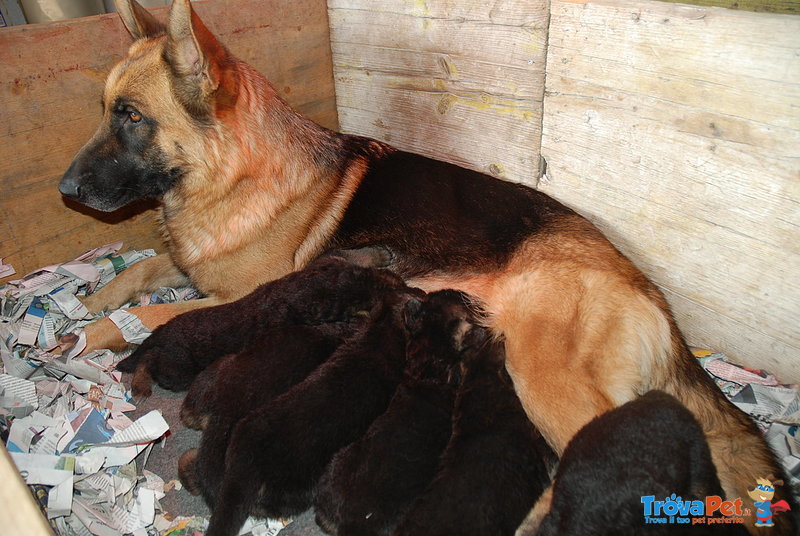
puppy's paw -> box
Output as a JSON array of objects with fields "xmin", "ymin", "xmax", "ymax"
[
  {"xmin": 180, "ymin": 356, "xmax": 229, "ymax": 429},
  {"xmin": 321, "ymin": 246, "xmax": 395, "ymax": 268},
  {"xmin": 178, "ymin": 448, "xmax": 202, "ymax": 495},
  {"xmin": 180, "ymin": 405, "xmax": 208, "ymax": 431},
  {"xmin": 130, "ymin": 363, "xmax": 154, "ymax": 401}
]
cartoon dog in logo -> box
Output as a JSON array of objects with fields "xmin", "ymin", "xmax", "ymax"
[{"xmin": 747, "ymin": 477, "xmax": 791, "ymax": 528}]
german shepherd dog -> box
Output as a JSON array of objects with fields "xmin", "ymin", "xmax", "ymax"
[{"xmin": 58, "ymin": 1, "xmax": 792, "ymax": 532}]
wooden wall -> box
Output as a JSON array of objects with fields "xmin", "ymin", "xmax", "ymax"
[
  {"xmin": 0, "ymin": 0, "xmax": 338, "ymax": 281},
  {"xmin": 329, "ymin": 0, "xmax": 799, "ymax": 381},
  {"xmin": 539, "ymin": 0, "xmax": 799, "ymax": 381},
  {"xmin": 328, "ymin": 0, "xmax": 549, "ymax": 186}
]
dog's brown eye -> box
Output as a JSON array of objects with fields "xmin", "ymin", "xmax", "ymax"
[{"xmin": 128, "ymin": 110, "xmax": 142, "ymax": 123}]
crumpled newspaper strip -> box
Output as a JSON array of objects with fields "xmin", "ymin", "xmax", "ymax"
[
  {"xmin": 0, "ymin": 257, "xmax": 15, "ymax": 279},
  {"xmin": 695, "ymin": 350, "xmax": 800, "ymax": 499}
]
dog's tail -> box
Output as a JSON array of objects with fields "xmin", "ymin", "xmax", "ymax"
[{"xmin": 652, "ymin": 336, "xmax": 797, "ymax": 534}]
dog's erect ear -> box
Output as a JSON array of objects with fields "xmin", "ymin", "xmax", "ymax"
[
  {"xmin": 166, "ymin": 0, "xmax": 228, "ymax": 116},
  {"xmin": 115, "ymin": 0, "xmax": 165, "ymax": 40}
]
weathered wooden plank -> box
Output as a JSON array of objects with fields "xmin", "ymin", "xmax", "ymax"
[
  {"xmin": 0, "ymin": 443, "xmax": 53, "ymax": 536},
  {"xmin": 658, "ymin": 0, "xmax": 799, "ymax": 15},
  {"xmin": 328, "ymin": 0, "xmax": 549, "ymax": 186},
  {"xmin": 0, "ymin": 0, "xmax": 338, "ymax": 281},
  {"xmin": 540, "ymin": 0, "xmax": 800, "ymax": 380}
]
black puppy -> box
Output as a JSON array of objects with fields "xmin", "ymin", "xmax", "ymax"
[
  {"xmin": 393, "ymin": 322, "xmax": 557, "ymax": 536},
  {"xmin": 116, "ymin": 255, "xmax": 409, "ymax": 397},
  {"xmin": 203, "ymin": 285, "xmax": 421, "ymax": 536},
  {"xmin": 177, "ymin": 324, "xmax": 348, "ymax": 501},
  {"xmin": 525, "ymin": 390, "xmax": 748, "ymax": 536},
  {"xmin": 314, "ymin": 290, "xmax": 473, "ymax": 535}
]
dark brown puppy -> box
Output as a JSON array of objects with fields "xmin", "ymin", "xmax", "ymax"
[
  {"xmin": 178, "ymin": 324, "xmax": 351, "ymax": 504},
  {"xmin": 202, "ymin": 288, "xmax": 419, "ymax": 536},
  {"xmin": 526, "ymin": 390, "xmax": 749, "ymax": 536},
  {"xmin": 314, "ymin": 290, "xmax": 471, "ymax": 536},
  {"xmin": 180, "ymin": 323, "xmax": 352, "ymax": 431},
  {"xmin": 117, "ymin": 256, "xmax": 408, "ymax": 398},
  {"xmin": 393, "ymin": 321, "xmax": 557, "ymax": 536}
]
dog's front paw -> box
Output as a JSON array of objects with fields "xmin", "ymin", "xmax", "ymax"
[
  {"xmin": 80, "ymin": 317, "xmax": 132, "ymax": 354},
  {"xmin": 79, "ymin": 293, "xmax": 113, "ymax": 315}
]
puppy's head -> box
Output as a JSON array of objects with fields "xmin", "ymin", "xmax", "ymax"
[
  {"xmin": 277, "ymin": 257, "xmax": 418, "ymax": 325},
  {"xmin": 402, "ymin": 290, "xmax": 488, "ymax": 385}
]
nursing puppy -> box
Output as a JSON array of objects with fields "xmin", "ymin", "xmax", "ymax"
[
  {"xmin": 180, "ymin": 324, "xmax": 351, "ymax": 431},
  {"xmin": 178, "ymin": 322, "xmax": 366, "ymax": 506},
  {"xmin": 393, "ymin": 311, "xmax": 557, "ymax": 536},
  {"xmin": 522, "ymin": 390, "xmax": 749, "ymax": 536},
  {"xmin": 60, "ymin": 2, "xmax": 791, "ymax": 530},
  {"xmin": 202, "ymin": 286, "xmax": 419, "ymax": 536},
  {"xmin": 117, "ymin": 256, "xmax": 407, "ymax": 397},
  {"xmin": 314, "ymin": 290, "xmax": 469, "ymax": 535}
]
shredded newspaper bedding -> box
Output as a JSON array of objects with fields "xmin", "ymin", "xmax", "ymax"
[
  {"xmin": 0, "ymin": 244, "xmax": 287, "ymax": 536},
  {"xmin": 1, "ymin": 245, "xmax": 798, "ymax": 534}
]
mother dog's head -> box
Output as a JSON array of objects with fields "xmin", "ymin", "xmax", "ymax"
[{"xmin": 59, "ymin": 0, "xmax": 237, "ymax": 212}]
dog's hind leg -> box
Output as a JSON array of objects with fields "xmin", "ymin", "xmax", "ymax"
[
  {"xmin": 489, "ymin": 247, "xmax": 795, "ymax": 535},
  {"xmin": 487, "ymin": 266, "xmax": 651, "ymax": 454}
]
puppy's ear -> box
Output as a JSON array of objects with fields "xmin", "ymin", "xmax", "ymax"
[
  {"xmin": 115, "ymin": 0, "xmax": 165, "ymax": 40},
  {"xmin": 456, "ymin": 324, "xmax": 488, "ymax": 353},
  {"xmin": 402, "ymin": 298, "xmax": 425, "ymax": 334},
  {"xmin": 166, "ymin": 0, "xmax": 229, "ymax": 116}
]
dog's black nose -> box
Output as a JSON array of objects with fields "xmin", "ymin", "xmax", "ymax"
[
  {"xmin": 59, "ymin": 161, "xmax": 82, "ymax": 198},
  {"xmin": 59, "ymin": 176, "xmax": 80, "ymax": 198}
]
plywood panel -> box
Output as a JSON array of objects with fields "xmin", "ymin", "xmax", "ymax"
[
  {"xmin": 1, "ymin": 0, "xmax": 338, "ymax": 281},
  {"xmin": 540, "ymin": 0, "xmax": 800, "ymax": 380},
  {"xmin": 328, "ymin": 0, "xmax": 549, "ymax": 186}
]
